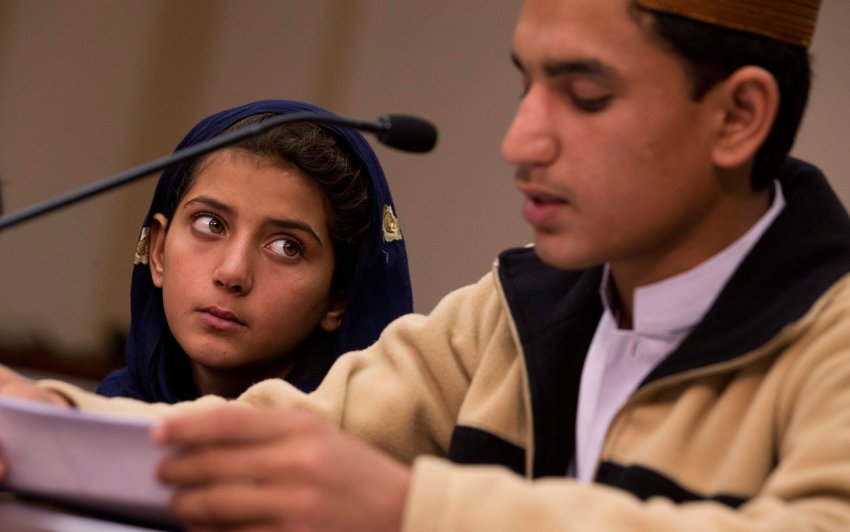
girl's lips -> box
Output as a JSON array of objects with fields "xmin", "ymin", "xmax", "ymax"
[{"xmin": 198, "ymin": 306, "xmax": 246, "ymax": 332}]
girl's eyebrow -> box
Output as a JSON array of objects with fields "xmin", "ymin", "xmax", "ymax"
[
  {"xmin": 184, "ymin": 196, "xmax": 323, "ymax": 246},
  {"xmin": 267, "ymin": 219, "xmax": 323, "ymax": 246}
]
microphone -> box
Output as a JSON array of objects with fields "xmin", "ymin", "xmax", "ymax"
[
  {"xmin": 0, "ymin": 111, "xmax": 438, "ymax": 232},
  {"xmin": 365, "ymin": 114, "xmax": 438, "ymax": 153}
]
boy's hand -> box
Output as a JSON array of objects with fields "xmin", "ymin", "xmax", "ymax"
[{"xmin": 154, "ymin": 404, "xmax": 410, "ymax": 531}]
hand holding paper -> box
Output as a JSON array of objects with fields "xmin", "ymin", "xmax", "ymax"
[
  {"xmin": 0, "ymin": 364, "xmax": 70, "ymax": 408},
  {"xmin": 154, "ymin": 404, "xmax": 410, "ymax": 531}
]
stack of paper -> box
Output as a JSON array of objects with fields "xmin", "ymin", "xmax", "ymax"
[{"xmin": 0, "ymin": 396, "xmax": 177, "ymax": 528}]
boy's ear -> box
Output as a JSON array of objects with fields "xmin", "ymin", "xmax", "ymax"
[
  {"xmin": 148, "ymin": 213, "xmax": 169, "ymax": 288},
  {"xmin": 319, "ymin": 294, "xmax": 347, "ymax": 333},
  {"xmin": 711, "ymin": 65, "xmax": 780, "ymax": 170}
]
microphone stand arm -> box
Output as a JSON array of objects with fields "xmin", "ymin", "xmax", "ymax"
[{"xmin": 0, "ymin": 112, "xmax": 383, "ymax": 233}]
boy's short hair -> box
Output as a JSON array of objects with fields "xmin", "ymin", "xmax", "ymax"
[{"xmin": 631, "ymin": 0, "xmax": 820, "ymax": 189}]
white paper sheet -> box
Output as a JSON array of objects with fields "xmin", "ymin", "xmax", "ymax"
[{"xmin": 0, "ymin": 395, "xmax": 177, "ymax": 528}]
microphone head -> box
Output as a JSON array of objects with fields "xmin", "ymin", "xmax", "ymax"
[{"xmin": 375, "ymin": 114, "xmax": 438, "ymax": 153}]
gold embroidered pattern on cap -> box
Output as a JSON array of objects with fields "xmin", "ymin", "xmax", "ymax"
[
  {"xmin": 382, "ymin": 205, "xmax": 402, "ymax": 242},
  {"xmin": 636, "ymin": 0, "xmax": 821, "ymax": 47},
  {"xmin": 134, "ymin": 227, "xmax": 150, "ymax": 265}
]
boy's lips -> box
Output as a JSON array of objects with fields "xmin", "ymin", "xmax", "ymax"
[
  {"xmin": 518, "ymin": 185, "xmax": 569, "ymax": 228},
  {"xmin": 197, "ymin": 306, "xmax": 247, "ymax": 331}
]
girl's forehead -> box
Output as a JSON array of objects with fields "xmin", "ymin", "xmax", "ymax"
[
  {"xmin": 180, "ymin": 150, "xmax": 327, "ymax": 223},
  {"xmin": 184, "ymin": 150, "xmax": 293, "ymax": 194},
  {"xmin": 195, "ymin": 148, "xmax": 281, "ymax": 177},
  {"xmin": 189, "ymin": 152, "xmax": 310, "ymax": 194}
]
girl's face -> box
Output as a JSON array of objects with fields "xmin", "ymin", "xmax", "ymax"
[{"xmin": 149, "ymin": 148, "xmax": 343, "ymax": 395}]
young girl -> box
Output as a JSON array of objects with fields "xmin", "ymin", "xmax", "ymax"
[{"xmin": 96, "ymin": 100, "xmax": 412, "ymax": 402}]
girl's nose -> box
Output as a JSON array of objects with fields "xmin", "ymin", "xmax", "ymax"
[{"xmin": 213, "ymin": 242, "xmax": 253, "ymax": 294}]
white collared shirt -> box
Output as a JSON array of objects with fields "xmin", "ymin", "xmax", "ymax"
[{"xmin": 571, "ymin": 181, "xmax": 786, "ymax": 482}]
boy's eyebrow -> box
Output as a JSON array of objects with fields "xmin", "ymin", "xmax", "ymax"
[
  {"xmin": 545, "ymin": 58, "xmax": 617, "ymax": 78},
  {"xmin": 184, "ymin": 196, "xmax": 323, "ymax": 246},
  {"xmin": 510, "ymin": 51, "xmax": 618, "ymax": 79}
]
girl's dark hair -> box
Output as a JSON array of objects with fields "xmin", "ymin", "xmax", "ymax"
[
  {"xmin": 168, "ymin": 114, "xmax": 371, "ymax": 295},
  {"xmin": 633, "ymin": 6, "xmax": 812, "ymax": 189}
]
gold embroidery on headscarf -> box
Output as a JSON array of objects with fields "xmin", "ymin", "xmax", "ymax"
[
  {"xmin": 382, "ymin": 205, "xmax": 402, "ymax": 242},
  {"xmin": 134, "ymin": 227, "xmax": 150, "ymax": 265},
  {"xmin": 635, "ymin": 0, "xmax": 821, "ymax": 47}
]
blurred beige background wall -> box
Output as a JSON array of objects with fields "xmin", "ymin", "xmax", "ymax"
[{"xmin": 0, "ymin": 0, "xmax": 848, "ymax": 367}]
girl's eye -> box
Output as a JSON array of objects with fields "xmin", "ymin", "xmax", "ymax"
[
  {"xmin": 269, "ymin": 237, "xmax": 304, "ymax": 260},
  {"xmin": 192, "ymin": 214, "xmax": 225, "ymax": 235}
]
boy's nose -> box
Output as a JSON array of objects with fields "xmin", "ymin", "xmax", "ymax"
[{"xmin": 501, "ymin": 86, "xmax": 558, "ymax": 168}]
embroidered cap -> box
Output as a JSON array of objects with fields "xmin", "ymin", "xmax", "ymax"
[{"xmin": 635, "ymin": 0, "xmax": 822, "ymax": 47}]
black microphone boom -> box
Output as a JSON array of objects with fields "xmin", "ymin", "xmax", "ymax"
[
  {"xmin": 0, "ymin": 111, "xmax": 437, "ymax": 232},
  {"xmin": 368, "ymin": 114, "xmax": 438, "ymax": 153}
]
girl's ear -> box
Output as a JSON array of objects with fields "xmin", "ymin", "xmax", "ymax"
[
  {"xmin": 319, "ymin": 294, "xmax": 347, "ymax": 333},
  {"xmin": 148, "ymin": 213, "xmax": 169, "ymax": 288},
  {"xmin": 711, "ymin": 65, "xmax": 779, "ymax": 170}
]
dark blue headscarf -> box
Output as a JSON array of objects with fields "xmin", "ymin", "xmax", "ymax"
[{"xmin": 97, "ymin": 100, "xmax": 413, "ymax": 402}]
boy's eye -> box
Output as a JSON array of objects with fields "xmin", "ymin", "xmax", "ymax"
[
  {"xmin": 269, "ymin": 237, "xmax": 304, "ymax": 260},
  {"xmin": 572, "ymin": 95, "xmax": 613, "ymax": 112},
  {"xmin": 568, "ymin": 79, "xmax": 613, "ymax": 112},
  {"xmin": 192, "ymin": 214, "xmax": 225, "ymax": 235}
]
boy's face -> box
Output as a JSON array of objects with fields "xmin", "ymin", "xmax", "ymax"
[
  {"xmin": 150, "ymin": 149, "xmax": 341, "ymax": 387},
  {"xmin": 503, "ymin": 0, "xmax": 736, "ymax": 285}
]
